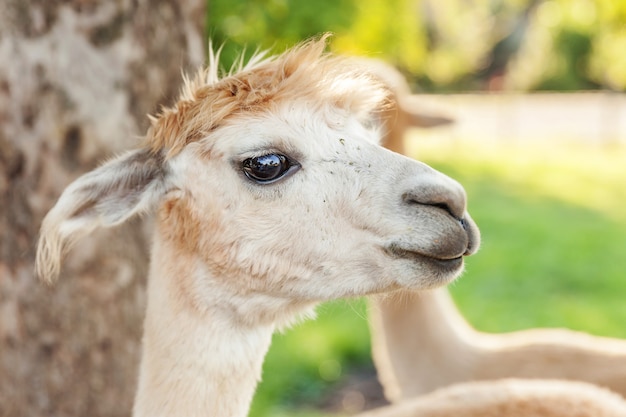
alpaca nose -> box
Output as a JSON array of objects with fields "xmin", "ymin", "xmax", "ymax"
[
  {"xmin": 400, "ymin": 168, "xmax": 481, "ymax": 256},
  {"xmin": 401, "ymin": 176, "xmax": 467, "ymax": 220}
]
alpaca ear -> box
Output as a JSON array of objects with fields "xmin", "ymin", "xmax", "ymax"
[
  {"xmin": 402, "ymin": 105, "xmax": 454, "ymax": 128},
  {"xmin": 36, "ymin": 149, "xmax": 169, "ymax": 283}
]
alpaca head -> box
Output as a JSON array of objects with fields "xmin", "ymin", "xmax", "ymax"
[{"xmin": 37, "ymin": 36, "xmax": 479, "ymax": 323}]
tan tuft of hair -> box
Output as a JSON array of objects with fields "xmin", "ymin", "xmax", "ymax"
[{"xmin": 144, "ymin": 34, "xmax": 391, "ymax": 158}]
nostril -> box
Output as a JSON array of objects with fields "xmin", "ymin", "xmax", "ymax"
[
  {"xmin": 432, "ymin": 202, "xmax": 454, "ymax": 218},
  {"xmin": 402, "ymin": 191, "xmax": 459, "ymax": 219},
  {"xmin": 459, "ymin": 217, "xmax": 468, "ymax": 230},
  {"xmin": 402, "ymin": 178, "xmax": 468, "ymax": 219}
]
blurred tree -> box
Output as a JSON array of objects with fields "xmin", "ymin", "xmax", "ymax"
[
  {"xmin": 0, "ymin": 1, "xmax": 204, "ymax": 416},
  {"xmin": 209, "ymin": 0, "xmax": 626, "ymax": 92},
  {"xmin": 477, "ymin": 0, "xmax": 540, "ymax": 90}
]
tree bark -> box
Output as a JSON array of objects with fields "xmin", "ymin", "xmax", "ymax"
[{"xmin": 0, "ymin": 1, "xmax": 205, "ymax": 416}]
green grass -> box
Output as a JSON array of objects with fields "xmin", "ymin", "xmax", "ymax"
[
  {"xmin": 251, "ymin": 300, "xmax": 371, "ymax": 417},
  {"xmin": 414, "ymin": 138, "xmax": 626, "ymax": 337},
  {"xmin": 250, "ymin": 138, "xmax": 626, "ymax": 417}
]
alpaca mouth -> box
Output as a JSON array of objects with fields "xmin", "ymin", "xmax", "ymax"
[{"xmin": 385, "ymin": 245, "xmax": 465, "ymax": 272}]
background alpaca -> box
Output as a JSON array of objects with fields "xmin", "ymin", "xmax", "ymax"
[
  {"xmin": 372, "ymin": 65, "xmax": 626, "ymax": 401},
  {"xmin": 370, "ymin": 289, "xmax": 626, "ymax": 402},
  {"xmin": 357, "ymin": 58, "xmax": 453, "ymax": 155},
  {"xmin": 359, "ymin": 379, "xmax": 626, "ymax": 417},
  {"xmin": 36, "ymin": 37, "xmax": 626, "ymax": 417}
]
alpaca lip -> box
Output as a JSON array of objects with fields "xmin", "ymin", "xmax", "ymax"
[{"xmin": 385, "ymin": 245, "xmax": 464, "ymax": 269}]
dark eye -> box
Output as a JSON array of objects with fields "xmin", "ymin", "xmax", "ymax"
[{"xmin": 242, "ymin": 154, "xmax": 296, "ymax": 183}]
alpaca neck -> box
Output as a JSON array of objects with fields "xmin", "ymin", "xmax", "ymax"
[
  {"xmin": 372, "ymin": 289, "xmax": 480, "ymax": 399},
  {"xmin": 132, "ymin": 238, "xmax": 275, "ymax": 417}
]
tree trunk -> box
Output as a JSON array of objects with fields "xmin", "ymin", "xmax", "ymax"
[{"xmin": 0, "ymin": 1, "xmax": 205, "ymax": 416}]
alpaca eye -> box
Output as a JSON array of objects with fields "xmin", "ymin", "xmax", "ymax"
[{"xmin": 242, "ymin": 154, "xmax": 295, "ymax": 183}]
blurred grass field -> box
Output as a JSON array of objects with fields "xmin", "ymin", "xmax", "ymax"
[
  {"xmin": 250, "ymin": 136, "xmax": 626, "ymax": 417},
  {"xmin": 411, "ymin": 137, "xmax": 626, "ymax": 336}
]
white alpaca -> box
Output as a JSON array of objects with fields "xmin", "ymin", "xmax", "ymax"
[
  {"xmin": 36, "ymin": 37, "xmax": 626, "ymax": 417},
  {"xmin": 370, "ymin": 289, "xmax": 626, "ymax": 402}
]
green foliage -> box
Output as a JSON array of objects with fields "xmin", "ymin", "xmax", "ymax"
[
  {"xmin": 513, "ymin": 0, "xmax": 626, "ymax": 91},
  {"xmin": 535, "ymin": 28, "xmax": 597, "ymax": 90},
  {"xmin": 208, "ymin": 0, "xmax": 626, "ymax": 91},
  {"xmin": 332, "ymin": 0, "xmax": 428, "ymax": 74},
  {"xmin": 588, "ymin": 0, "xmax": 626, "ymax": 90},
  {"xmin": 207, "ymin": 0, "xmax": 356, "ymax": 70}
]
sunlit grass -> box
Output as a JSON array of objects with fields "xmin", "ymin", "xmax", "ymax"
[
  {"xmin": 407, "ymin": 134, "xmax": 626, "ymax": 336},
  {"xmin": 251, "ymin": 300, "xmax": 370, "ymax": 417},
  {"xmin": 251, "ymin": 137, "xmax": 626, "ymax": 417}
]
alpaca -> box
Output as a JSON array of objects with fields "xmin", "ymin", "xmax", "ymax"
[
  {"xmin": 359, "ymin": 379, "xmax": 626, "ymax": 417},
  {"xmin": 370, "ymin": 289, "xmax": 626, "ymax": 402},
  {"xmin": 36, "ymin": 36, "xmax": 626, "ymax": 417},
  {"xmin": 357, "ymin": 58, "xmax": 453, "ymax": 155},
  {"xmin": 37, "ymin": 36, "xmax": 479, "ymax": 417}
]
